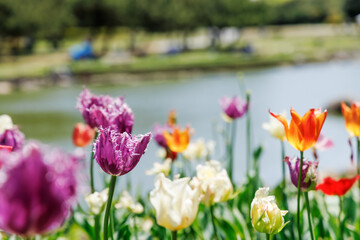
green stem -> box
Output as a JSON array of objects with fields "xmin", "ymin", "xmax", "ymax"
[
  {"xmin": 134, "ymin": 215, "xmax": 138, "ymax": 240},
  {"xmin": 90, "ymin": 132, "xmax": 99, "ymax": 193},
  {"xmin": 280, "ymin": 141, "xmax": 296, "ymax": 239},
  {"xmin": 297, "ymin": 151, "xmax": 304, "ymax": 240},
  {"xmin": 357, "ymin": 137, "xmax": 360, "ymax": 189},
  {"xmin": 210, "ymin": 205, "xmax": 219, "ymax": 240},
  {"xmin": 90, "ymin": 150, "xmax": 95, "ymax": 193},
  {"xmin": 109, "ymin": 209, "xmax": 115, "ymax": 240},
  {"xmin": 304, "ymin": 192, "xmax": 315, "ymax": 240},
  {"xmin": 94, "ymin": 214, "xmax": 100, "ymax": 240},
  {"xmin": 172, "ymin": 230, "xmax": 177, "ymax": 240},
  {"xmin": 246, "ymin": 92, "xmax": 251, "ymax": 175},
  {"xmin": 281, "ymin": 140, "xmax": 286, "ymax": 188},
  {"xmin": 229, "ymin": 121, "xmax": 237, "ymax": 184},
  {"xmin": 339, "ymin": 196, "xmax": 343, "ymax": 240},
  {"xmin": 266, "ymin": 234, "xmax": 273, "ymax": 240},
  {"xmin": 103, "ymin": 176, "xmax": 117, "ymax": 240}
]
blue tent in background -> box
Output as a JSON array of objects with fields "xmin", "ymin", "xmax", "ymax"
[{"xmin": 69, "ymin": 40, "xmax": 94, "ymax": 60}]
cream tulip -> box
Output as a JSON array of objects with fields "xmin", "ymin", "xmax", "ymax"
[
  {"xmin": 251, "ymin": 187, "xmax": 288, "ymax": 235},
  {"xmin": 0, "ymin": 115, "xmax": 13, "ymax": 135},
  {"xmin": 193, "ymin": 160, "xmax": 233, "ymax": 206},
  {"xmin": 85, "ymin": 188, "xmax": 109, "ymax": 215},
  {"xmin": 262, "ymin": 112, "xmax": 286, "ymax": 141},
  {"xmin": 149, "ymin": 173, "xmax": 201, "ymax": 231},
  {"xmin": 115, "ymin": 191, "xmax": 144, "ymax": 214},
  {"xmin": 145, "ymin": 158, "xmax": 172, "ymax": 176}
]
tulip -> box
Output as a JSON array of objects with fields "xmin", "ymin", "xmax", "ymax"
[
  {"xmin": 153, "ymin": 123, "xmax": 172, "ymax": 148},
  {"xmin": 270, "ymin": 108, "xmax": 327, "ymax": 152},
  {"xmin": 312, "ymin": 134, "xmax": 334, "ymax": 160},
  {"xmin": 146, "ymin": 158, "xmax": 172, "ymax": 177},
  {"xmin": 0, "ymin": 114, "xmax": 13, "ymax": 134},
  {"xmin": 85, "ymin": 188, "xmax": 109, "ymax": 215},
  {"xmin": 285, "ymin": 156, "xmax": 318, "ymax": 191},
  {"xmin": 115, "ymin": 191, "xmax": 144, "ymax": 214},
  {"xmin": 182, "ymin": 139, "xmax": 215, "ymax": 161},
  {"xmin": 149, "ymin": 173, "xmax": 200, "ymax": 232},
  {"xmin": 271, "ymin": 108, "xmax": 326, "ymax": 240},
  {"xmin": 77, "ymin": 87, "xmax": 134, "ymax": 133},
  {"xmin": 94, "ymin": 127, "xmax": 150, "ymax": 240},
  {"xmin": 0, "ymin": 142, "xmax": 79, "ymax": 237},
  {"xmin": 316, "ymin": 175, "xmax": 360, "ymax": 239},
  {"xmin": 192, "ymin": 160, "xmax": 233, "ymax": 206},
  {"xmin": 163, "ymin": 126, "xmax": 190, "ymax": 153},
  {"xmin": 341, "ymin": 102, "xmax": 360, "ymax": 137},
  {"xmin": 251, "ymin": 187, "xmax": 288, "ymax": 237},
  {"xmin": 94, "ymin": 127, "xmax": 151, "ymax": 176},
  {"xmin": 72, "ymin": 122, "xmax": 95, "ymax": 147},
  {"xmin": 262, "ymin": 112, "xmax": 286, "ymax": 141},
  {"xmin": 316, "ymin": 175, "xmax": 360, "ymax": 196},
  {"xmin": 0, "ymin": 128, "xmax": 25, "ymax": 151},
  {"xmin": 220, "ymin": 96, "xmax": 248, "ymax": 120}
]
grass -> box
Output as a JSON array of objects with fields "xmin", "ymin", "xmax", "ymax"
[{"xmin": 0, "ymin": 24, "xmax": 359, "ymax": 80}]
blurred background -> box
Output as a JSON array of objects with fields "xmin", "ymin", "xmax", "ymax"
[{"xmin": 0, "ymin": 0, "xmax": 360, "ymax": 191}]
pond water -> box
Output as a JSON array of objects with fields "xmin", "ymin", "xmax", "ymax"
[{"xmin": 1, "ymin": 59, "xmax": 360, "ymax": 193}]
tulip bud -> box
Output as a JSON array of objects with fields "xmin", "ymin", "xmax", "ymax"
[
  {"xmin": 72, "ymin": 123, "xmax": 95, "ymax": 147},
  {"xmin": 145, "ymin": 158, "xmax": 172, "ymax": 177},
  {"xmin": 115, "ymin": 191, "xmax": 144, "ymax": 214},
  {"xmin": 220, "ymin": 96, "xmax": 248, "ymax": 120},
  {"xmin": 85, "ymin": 188, "xmax": 109, "ymax": 215},
  {"xmin": 251, "ymin": 187, "xmax": 288, "ymax": 235},
  {"xmin": 192, "ymin": 160, "xmax": 233, "ymax": 206},
  {"xmin": 285, "ymin": 156, "xmax": 318, "ymax": 191}
]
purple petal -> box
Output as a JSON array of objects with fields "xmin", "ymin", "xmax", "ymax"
[{"xmin": 220, "ymin": 96, "xmax": 248, "ymax": 119}]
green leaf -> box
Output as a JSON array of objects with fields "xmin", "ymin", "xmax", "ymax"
[
  {"xmin": 216, "ymin": 218, "xmax": 238, "ymax": 239},
  {"xmin": 232, "ymin": 208, "xmax": 251, "ymax": 240}
]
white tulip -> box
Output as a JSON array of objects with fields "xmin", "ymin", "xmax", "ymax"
[
  {"xmin": 85, "ymin": 188, "xmax": 109, "ymax": 215},
  {"xmin": 193, "ymin": 160, "xmax": 233, "ymax": 206},
  {"xmin": 0, "ymin": 115, "xmax": 13, "ymax": 135},
  {"xmin": 182, "ymin": 138, "xmax": 216, "ymax": 161},
  {"xmin": 145, "ymin": 158, "xmax": 172, "ymax": 176},
  {"xmin": 262, "ymin": 112, "xmax": 286, "ymax": 141},
  {"xmin": 150, "ymin": 173, "xmax": 201, "ymax": 231},
  {"xmin": 156, "ymin": 148, "xmax": 167, "ymax": 159},
  {"xmin": 115, "ymin": 191, "xmax": 144, "ymax": 214},
  {"xmin": 251, "ymin": 187, "xmax": 288, "ymax": 235}
]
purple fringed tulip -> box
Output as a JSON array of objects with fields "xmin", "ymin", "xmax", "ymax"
[
  {"xmin": 220, "ymin": 96, "xmax": 248, "ymax": 119},
  {"xmin": 77, "ymin": 87, "xmax": 134, "ymax": 133},
  {"xmin": 0, "ymin": 128, "xmax": 25, "ymax": 151},
  {"xmin": 285, "ymin": 156, "xmax": 318, "ymax": 191},
  {"xmin": 94, "ymin": 127, "xmax": 151, "ymax": 176},
  {"xmin": 0, "ymin": 142, "xmax": 80, "ymax": 236}
]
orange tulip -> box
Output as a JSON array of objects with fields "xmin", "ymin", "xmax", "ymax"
[
  {"xmin": 270, "ymin": 108, "xmax": 327, "ymax": 152},
  {"xmin": 167, "ymin": 110, "xmax": 177, "ymax": 126},
  {"xmin": 163, "ymin": 127, "xmax": 190, "ymax": 153},
  {"xmin": 73, "ymin": 123, "xmax": 95, "ymax": 147},
  {"xmin": 341, "ymin": 102, "xmax": 360, "ymax": 137}
]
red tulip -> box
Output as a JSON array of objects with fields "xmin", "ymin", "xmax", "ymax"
[
  {"xmin": 316, "ymin": 175, "xmax": 360, "ymax": 196},
  {"xmin": 72, "ymin": 123, "xmax": 95, "ymax": 147}
]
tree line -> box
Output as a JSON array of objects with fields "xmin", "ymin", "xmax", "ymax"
[{"xmin": 0, "ymin": 0, "xmax": 358, "ymax": 54}]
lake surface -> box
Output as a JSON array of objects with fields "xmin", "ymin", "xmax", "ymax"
[{"xmin": 1, "ymin": 59, "xmax": 360, "ymax": 193}]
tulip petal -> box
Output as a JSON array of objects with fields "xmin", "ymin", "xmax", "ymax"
[
  {"xmin": 316, "ymin": 175, "xmax": 360, "ymax": 196},
  {"xmin": 269, "ymin": 111, "xmax": 289, "ymax": 139}
]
